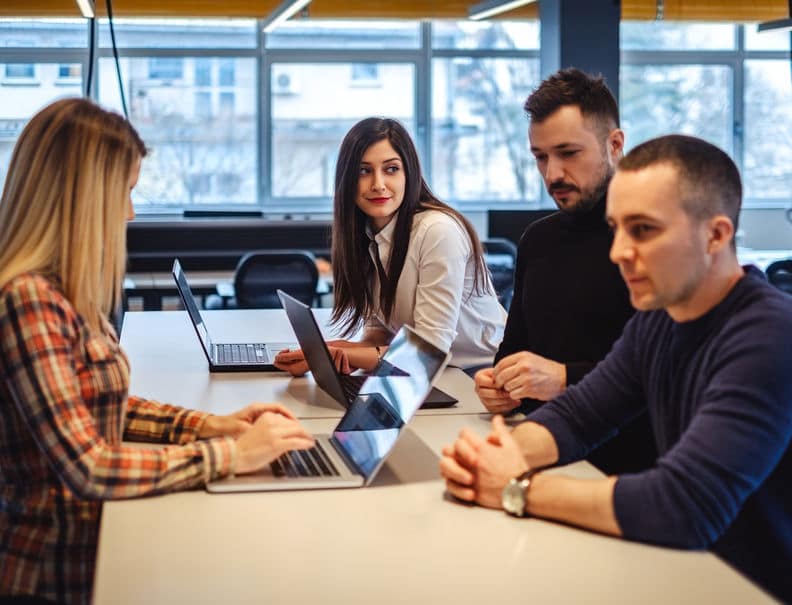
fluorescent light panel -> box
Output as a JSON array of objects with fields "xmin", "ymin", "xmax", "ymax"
[
  {"xmin": 262, "ymin": 0, "xmax": 312, "ymax": 33},
  {"xmin": 757, "ymin": 18, "xmax": 792, "ymax": 32},
  {"xmin": 75, "ymin": 0, "xmax": 95, "ymax": 18},
  {"xmin": 468, "ymin": 0, "xmax": 537, "ymax": 21}
]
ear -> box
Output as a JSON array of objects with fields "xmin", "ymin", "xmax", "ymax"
[
  {"xmin": 608, "ymin": 128, "xmax": 625, "ymax": 161},
  {"xmin": 706, "ymin": 215, "xmax": 735, "ymax": 254}
]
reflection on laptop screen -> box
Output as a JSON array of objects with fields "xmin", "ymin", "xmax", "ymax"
[{"xmin": 331, "ymin": 327, "xmax": 447, "ymax": 482}]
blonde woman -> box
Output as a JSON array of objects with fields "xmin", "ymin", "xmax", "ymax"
[{"xmin": 0, "ymin": 98, "xmax": 314, "ymax": 605}]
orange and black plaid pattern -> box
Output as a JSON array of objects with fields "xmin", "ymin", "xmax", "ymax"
[{"xmin": 0, "ymin": 274, "xmax": 236, "ymax": 605}]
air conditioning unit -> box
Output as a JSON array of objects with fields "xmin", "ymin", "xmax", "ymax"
[{"xmin": 272, "ymin": 72, "xmax": 299, "ymax": 95}]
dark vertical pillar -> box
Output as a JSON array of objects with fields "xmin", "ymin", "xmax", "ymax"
[{"xmin": 539, "ymin": 0, "xmax": 621, "ymax": 100}]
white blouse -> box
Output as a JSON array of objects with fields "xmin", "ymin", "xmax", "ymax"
[{"xmin": 366, "ymin": 209, "xmax": 507, "ymax": 369}]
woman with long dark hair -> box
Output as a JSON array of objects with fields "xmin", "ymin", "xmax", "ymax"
[{"xmin": 276, "ymin": 117, "xmax": 505, "ymax": 374}]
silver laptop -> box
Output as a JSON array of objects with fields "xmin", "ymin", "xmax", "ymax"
[
  {"xmin": 206, "ymin": 324, "xmax": 450, "ymax": 492},
  {"xmin": 277, "ymin": 289, "xmax": 458, "ymax": 408},
  {"xmin": 172, "ymin": 258, "xmax": 295, "ymax": 372}
]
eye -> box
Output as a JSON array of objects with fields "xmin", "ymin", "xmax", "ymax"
[
  {"xmin": 628, "ymin": 223, "xmax": 656, "ymax": 239},
  {"xmin": 359, "ymin": 166, "xmax": 371, "ymax": 176},
  {"xmin": 560, "ymin": 150, "xmax": 579, "ymax": 158},
  {"xmin": 532, "ymin": 153, "xmax": 547, "ymax": 163},
  {"xmin": 385, "ymin": 165, "xmax": 400, "ymax": 174}
]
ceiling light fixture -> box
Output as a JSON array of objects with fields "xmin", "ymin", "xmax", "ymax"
[
  {"xmin": 757, "ymin": 0, "xmax": 792, "ymax": 32},
  {"xmin": 75, "ymin": 0, "xmax": 95, "ymax": 18},
  {"xmin": 262, "ymin": 0, "xmax": 312, "ymax": 33},
  {"xmin": 468, "ymin": 0, "xmax": 537, "ymax": 21}
]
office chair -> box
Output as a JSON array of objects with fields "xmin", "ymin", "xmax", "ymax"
[
  {"xmin": 482, "ymin": 237, "xmax": 518, "ymax": 310},
  {"xmin": 765, "ymin": 259, "xmax": 792, "ymax": 296},
  {"xmin": 213, "ymin": 250, "xmax": 319, "ymax": 309}
]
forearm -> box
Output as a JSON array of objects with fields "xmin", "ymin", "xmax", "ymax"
[
  {"xmin": 511, "ymin": 421, "xmax": 560, "ymax": 469},
  {"xmin": 527, "ymin": 473, "xmax": 621, "ymax": 537}
]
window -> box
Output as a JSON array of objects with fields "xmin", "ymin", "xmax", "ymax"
[
  {"xmin": 269, "ymin": 62, "xmax": 415, "ymax": 201},
  {"xmin": 432, "ymin": 21, "xmax": 541, "ymax": 206},
  {"xmin": 10, "ymin": 19, "xmax": 786, "ymax": 215},
  {"xmin": 148, "ymin": 57, "xmax": 184, "ymax": 81},
  {"xmin": 350, "ymin": 63, "xmax": 379, "ymax": 84},
  {"xmin": 621, "ymin": 21, "xmax": 792, "ymax": 208},
  {"xmin": 99, "ymin": 56, "xmax": 257, "ymax": 207},
  {"xmin": 194, "ymin": 59, "xmax": 211, "ymax": 86}
]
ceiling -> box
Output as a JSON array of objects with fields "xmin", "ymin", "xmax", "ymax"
[{"xmin": 0, "ymin": 0, "xmax": 787, "ymax": 21}]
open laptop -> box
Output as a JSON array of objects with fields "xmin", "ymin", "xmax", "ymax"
[
  {"xmin": 172, "ymin": 259, "xmax": 295, "ymax": 372},
  {"xmin": 206, "ymin": 324, "xmax": 450, "ymax": 492},
  {"xmin": 277, "ymin": 289, "xmax": 458, "ymax": 409}
]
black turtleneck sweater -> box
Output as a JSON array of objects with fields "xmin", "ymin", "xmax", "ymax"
[{"xmin": 495, "ymin": 196, "xmax": 656, "ymax": 474}]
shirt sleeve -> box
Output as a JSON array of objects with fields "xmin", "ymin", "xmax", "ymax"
[
  {"xmin": 124, "ymin": 396, "xmax": 210, "ymax": 445},
  {"xmin": 526, "ymin": 316, "xmax": 647, "ymax": 464},
  {"xmin": 0, "ymin": 280, "xmax": 236, "ymax": 500},
  {"xmin": 613, "ymin": 313, "xmax": 792, "ymax": 549},
  {"xmin": 409, "ymin": 216, "xmax": 471, "ymax": 352}
]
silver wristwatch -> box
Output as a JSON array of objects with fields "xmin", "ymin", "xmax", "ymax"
[{"xmin": 502, "ymin": 469, "xmax": 536, "ymax": 517}]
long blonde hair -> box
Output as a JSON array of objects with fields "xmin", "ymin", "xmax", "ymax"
[{"xmin": 0, "ymin": 98, "xmax": 146, "ymax": 333}]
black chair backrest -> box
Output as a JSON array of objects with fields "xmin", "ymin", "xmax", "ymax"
[
  {"xmin": 234, "ymin": 250, "xmax": 319, "ymax": 308},
  {"xmin": 766, "ymin": 259, "xmax": 792, "ymax": 296},
  {"xmin": 482, "ymin": 237, "xmax": 518, "ymax": 310}
]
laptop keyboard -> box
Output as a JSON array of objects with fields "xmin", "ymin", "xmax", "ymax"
[
  {"xmin": 271, "ymin": 441, "xmax": 340, "ymax": 478},
  {"xmin": 216, "ymin": 343, "xmax": 268, "ymax": 364}
]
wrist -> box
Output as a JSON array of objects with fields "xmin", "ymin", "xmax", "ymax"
[
  {"xmin": 197, "ymin": 414, "xmax": 217, "ymax": 439},
  {"xmin": 502, "ymin": 468, "xmax": 539, "ymax": 517}
]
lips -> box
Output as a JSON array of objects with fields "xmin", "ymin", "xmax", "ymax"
[{"xmin": 367, "ymin": 197, "xmax": 391, "ymax": 204}]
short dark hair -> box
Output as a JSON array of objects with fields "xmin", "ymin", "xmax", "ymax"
[
  {"xmin": 524, "ymin": 68, "xmax": 619, "ymax": 136},
  {"xmin": 619, "ymin": 134, "xmax": 742, "ymax": 239}
]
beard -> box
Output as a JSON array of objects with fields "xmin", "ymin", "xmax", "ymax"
[{"xmin": 549, "ymin": 159, "xmax": 615, "ymax": 215}]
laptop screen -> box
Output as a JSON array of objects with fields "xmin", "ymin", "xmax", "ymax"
[
  {"xmin": 331, "ymin": 326, "xmax": 449, "ymax": 482},
  {"xmin": 172, "ymin": 260, "xmax": 212, "ymax": 351}
]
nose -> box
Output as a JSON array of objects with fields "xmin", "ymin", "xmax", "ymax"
[
  {"xmin": 371, "ymin": 170, "xmax": 386, "ymax": 192},
  {"xmin": 609, "ymin": 227, "xmax": 634, "ymax": 266},
  {"xmin": 544, "ymin": 155, "xmax": 565, "ymax": 184}
]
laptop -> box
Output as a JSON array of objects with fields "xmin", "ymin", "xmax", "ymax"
[
  {"xmin": 277, "ymin": 289, "xmax": 458, "ymax": 409},
  {"xmin": 172, "ymin": 259, "xmax": 295, "ymax": 372},
  {"xmin": 206, "ymin": 324, "xmax": 450, "ymax": 492}
]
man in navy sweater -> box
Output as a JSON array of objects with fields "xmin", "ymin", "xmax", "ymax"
[{"xmin": 440, "ymin": 134, "xmax": 792, "ymax": 601}]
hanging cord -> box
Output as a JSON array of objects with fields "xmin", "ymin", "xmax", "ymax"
[
  {"xmin": 85, "ymin": 17, "xmax": 95, "ymax": 97},
  {"xmin": 106, "ymin": 0, "xmax": 128, "ymax": 118}
]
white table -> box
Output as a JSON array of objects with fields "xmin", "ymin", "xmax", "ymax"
[{"xmin": 91, "ymin": 310, "xmax": 773, "ymax": 604}]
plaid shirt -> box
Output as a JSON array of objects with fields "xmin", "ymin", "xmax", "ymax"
[{"xmin": 0, "ymin": 273, "xmax": 236, "ymax": 604}]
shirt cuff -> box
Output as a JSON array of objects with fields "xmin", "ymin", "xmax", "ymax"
[{"xmin": 197, "ymin": 436, "xmax": 237, "ymax": 484}]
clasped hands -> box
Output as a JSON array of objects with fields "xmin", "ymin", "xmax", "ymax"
[
  {"xmin": 439, "ymin": 415, "xmax": 528, "ymax": 510},
  {"xmin": 474, "ymin": 351, "xmax": 566, "ymax": 414}
]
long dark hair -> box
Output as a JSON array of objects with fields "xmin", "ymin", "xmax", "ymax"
[{"xmin": 330, "ymin": 117, "xmax": 489, "ymax": 337}]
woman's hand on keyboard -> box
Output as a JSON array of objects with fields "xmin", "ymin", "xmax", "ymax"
[
  {"xmin": 199, "ymin": 402, "xmax": 297, "ymax": 439},
  {"xmin": 235, "ymin": 411, "xmax": 315, "ymax": 474}
]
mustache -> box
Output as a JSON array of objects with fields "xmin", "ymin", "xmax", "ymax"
[{"xmin": 548, "ymin": 181, "xmax": 580, "ymax": 193}]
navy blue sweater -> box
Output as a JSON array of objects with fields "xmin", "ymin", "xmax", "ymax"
[{"xmin": 528, "ymin": 266, "xmax": 792, "ymax": 601}]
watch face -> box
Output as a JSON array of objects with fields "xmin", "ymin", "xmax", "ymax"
[{"xmin": 502, "ymin": 479, "xmax": 526, "ymax": 516}]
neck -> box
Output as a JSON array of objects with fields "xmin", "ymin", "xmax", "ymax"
[{"xmin": 667, "ymin": 251, "xmax": 744, "ymax": 322}]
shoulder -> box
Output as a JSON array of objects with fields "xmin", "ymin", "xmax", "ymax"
[
  {"xmin": 411, "ymin": 209, "xmax": 470, "ymax": 243},
  {"xmin": 724, "ymin": 269, "xmax": 792, "ymax": 341},
  {"xmin": 0, "ymin": 272, "xmax": 77, "ymax": 328}
]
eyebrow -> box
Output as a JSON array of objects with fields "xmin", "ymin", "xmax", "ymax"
[
  {"xmin": 530, "ymin": 142, "xmax": 582, "ymax": 153},
  {"xmin": 360, "ymin": 157, "xmax": 402, "ymax": 164},
  {"xmin": 607, "ymin": 213, "xmax": 661, "ymax": 223}
]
